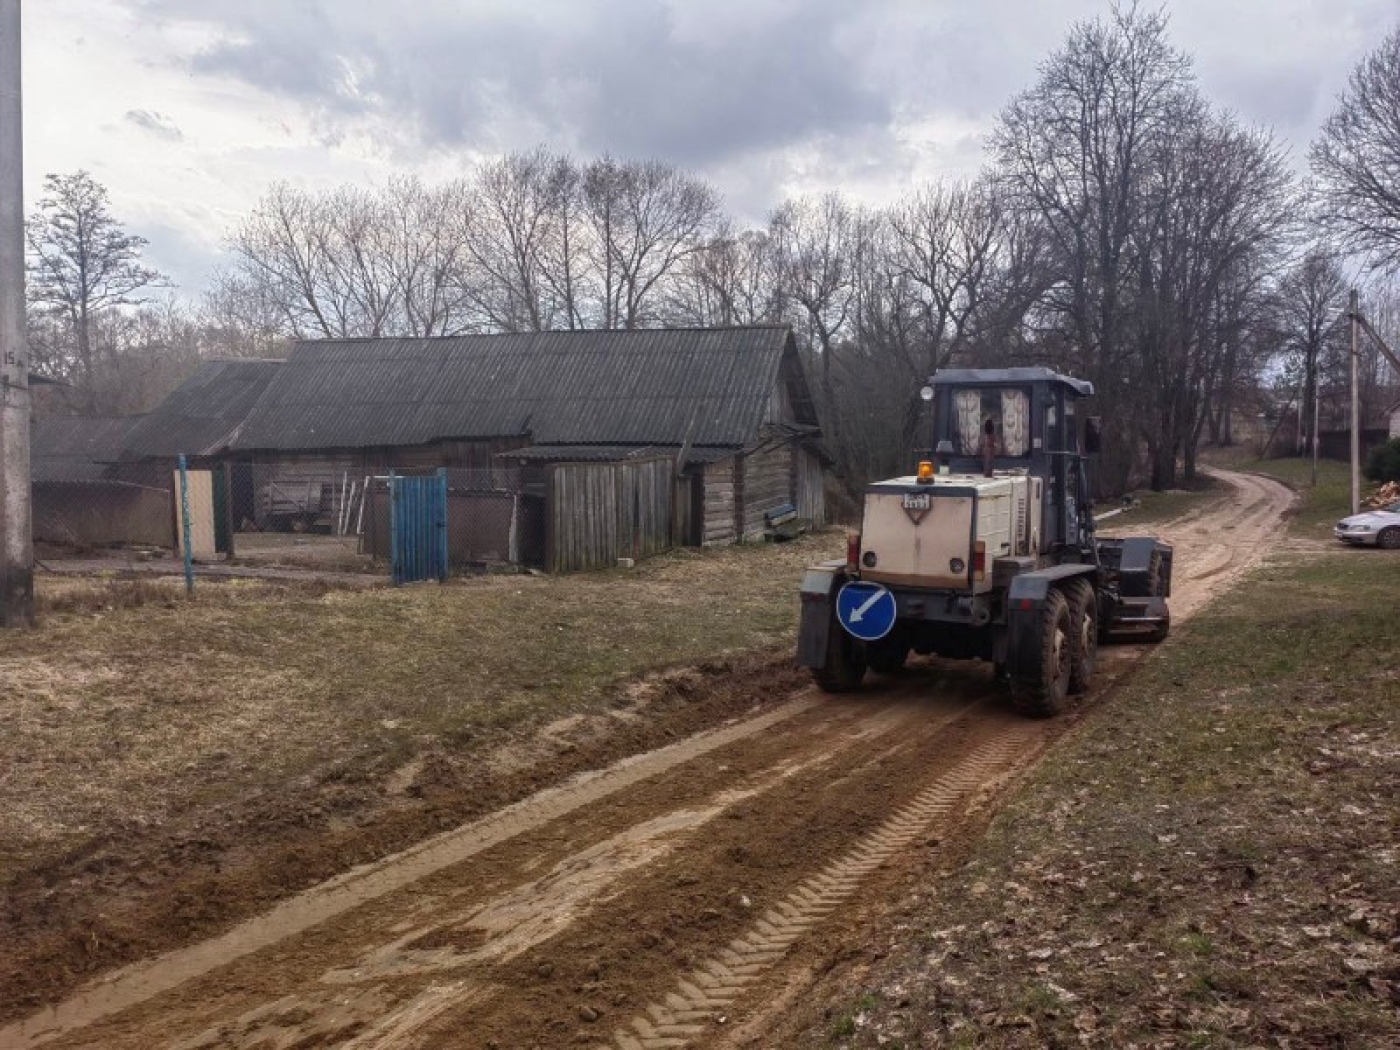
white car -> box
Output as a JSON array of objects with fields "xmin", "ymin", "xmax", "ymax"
[{"xmin": 1334, "ymin": 501, "xmax": 1400, "ymax": 549}]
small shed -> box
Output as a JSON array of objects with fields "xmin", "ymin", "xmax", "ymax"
[{"xmin": 30, "ymin": 416, "xmax": 170, "ymax": 548}]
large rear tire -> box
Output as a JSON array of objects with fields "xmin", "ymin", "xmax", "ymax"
[
  {"xmin": 1063, "ymin": 578, "xmax": 1098, "ymax": 695},
  {"xmin": 1145, "ymin": 606, "xmax": 1171, "ymax": 644},
  {"xmin": 813, "ymin": 619, "xmax": 868, "ymax": 693},
  {"xmin": 1010, "ymin": 588, "xmax": 1073, "ymax": 718}
]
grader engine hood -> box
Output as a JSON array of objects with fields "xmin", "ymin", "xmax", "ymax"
[{"xmin": 857, "ymin": 474, "xmax": 1038, "ymax": 592}]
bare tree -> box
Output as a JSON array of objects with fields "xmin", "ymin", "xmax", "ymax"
[
  {"xmin": 1131, "ymin": 114, "xmax": 1294, "ymax": 486},
  {"xmin": 666, "ymin": 224, "xmax": 782, "ymax": 327},
  {"xmin": 218, "ymin": 179, "xmax": 476, "ymax": 340},
  {"xmin": 1311, "ymin": 27, "xmax": 1400, "ymax": 272},
  {"xmin": 580, "ymin": 158, "xmax": 721, "ymax": 329},
  {"xmin": 886, "ymin": 178, "xmax": 1003, "ymax": 377},
  {"xmin": 26, "ymin": 171, "xmax": 167, "ymax": 410},
  {"xmin": 770, "ymin": 193, "xmax": 868, "ymax": 449},
  {"xmin": 992, "ymin": 3, "xmax": 1195, "ymax": 490},
  {"xmin": 1275, "ymin": 250, "xmax": 1348, "ymax": 472},
  {"xmin": 220, "ymin": 184, "xmax": 348, "ymax": 339},
  {"xmin": 464, "ymin": 150, "xmax": 578, "ymax": 332},
  {"xmin": 384, "ymin": 176, "xmax": 476, "ymax": 336}
]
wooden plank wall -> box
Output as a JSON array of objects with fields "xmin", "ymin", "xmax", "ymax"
[
  {"xmin": 795, "ymin": 446, "xmax": 826, "ymax": 526},
  {"xmin": 702, "ymin": 459, "xmax": 736, "ymax": 546},
  {"xmin": 739, "ymin": 442, "xmax": 792, "ymax": 538},
  {"xmin": 547, "ymin": 457, "xmax": 675, "ymax": 573}
]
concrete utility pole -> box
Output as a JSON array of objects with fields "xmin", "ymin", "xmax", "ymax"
[
  {"xmin": 1349, "ymin": 289, "xmax": 1360, "ymax": 516},
  {"xmin": 0, "ymin": 0, "xmax": 32, "ymax": 627}
]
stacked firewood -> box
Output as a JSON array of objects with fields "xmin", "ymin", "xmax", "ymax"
[{"xmin": 1365, "ymin": 480, "xmax": 1400, "ymax": 507}]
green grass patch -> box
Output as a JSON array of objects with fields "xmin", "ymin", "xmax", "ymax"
[
  {"xmin": 1096, "ymin": 475, "xmax": 1227, "ymax": 534},
  {"xmin": 1235, "ymin": 456, "xmax": 1354, "ymax": 536}
]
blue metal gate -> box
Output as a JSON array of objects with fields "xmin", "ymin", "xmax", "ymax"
[{"xmin": 390, "ymin": 469, "xmax": 449, "ymax": 585}]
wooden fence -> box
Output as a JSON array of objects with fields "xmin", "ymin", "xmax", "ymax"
[
  {"xmin": 356, "ymin": 457, "xmax": 678, "ymax": 573},
  {"xmin": 362, "ymin": 483, "xmax": 545, "ymax": 568},
  {"xmin": 33, "ymin": 481, "xmax": 173, "ymax": 549},
  {"xmin": 546, "ymin": 456, "xmax": 675, "ymax": 573}
]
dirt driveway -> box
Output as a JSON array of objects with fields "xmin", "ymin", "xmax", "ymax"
[{"xmin": 3, "ymin": 470, "xmax": 1295, "ymax": 1050}]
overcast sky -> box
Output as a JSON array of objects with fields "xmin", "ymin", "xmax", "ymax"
[{"xmin": 20, "ymin": 0, "xmax": 1399, "ymax": 294}]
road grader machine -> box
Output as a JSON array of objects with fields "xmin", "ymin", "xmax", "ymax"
[{"xmin": 797, "ymin": 367, "xmax": 1172, "ymax": 716}]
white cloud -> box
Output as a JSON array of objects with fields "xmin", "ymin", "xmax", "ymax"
[{"xmin": 19, "ymin": 0, "xmax": 1396, "ymax": 294}]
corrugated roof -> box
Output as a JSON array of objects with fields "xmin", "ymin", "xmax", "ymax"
[
  {"xmin": 120, "ymin": 360, "xmax": 283, "ymax": 459},
  {"xmin": 230, "ymin": 327, "xmax": 811, "ymax": 452},
  {"xmin": 499, "ymin": 443, "xmax": 737, "ymax": 465},
  {"xmin": 31, "ymin": 416, "xmax": 144, "ymax": 483}
]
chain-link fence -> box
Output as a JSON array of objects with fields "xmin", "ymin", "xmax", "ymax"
[{"xmin": 32, "ymin": 458, "xmax": 543, "ymax": 579}]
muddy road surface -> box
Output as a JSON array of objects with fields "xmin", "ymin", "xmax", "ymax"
[{"xmin": 4, "ymin": 470, "xmax": 1294, "ymax": 1050}]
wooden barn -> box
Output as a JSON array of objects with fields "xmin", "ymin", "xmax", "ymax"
[
  {"xmin": 123, "ymin": 326, "xmax": 826, "ymax": 571},
  {"xmin": 116, "ymin": 358, "xmax": 284, "ymax": 481}
]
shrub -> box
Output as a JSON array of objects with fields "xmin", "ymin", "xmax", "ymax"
[{"xmin": 1363, "ymin": 437, "xmax": 1400, "ymax": 483}]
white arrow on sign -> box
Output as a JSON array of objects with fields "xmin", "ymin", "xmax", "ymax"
[{"xmin": 849, "ymin": 589, "xmax": 886, "ymax": 623}]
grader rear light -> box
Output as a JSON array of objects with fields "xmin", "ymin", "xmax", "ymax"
[
  {"xmin": 916, "ymin": 460, "xmax": 934, "ymax": 484},
  {"xmin": 972, "ymin": 540, "xmax": 987, "ymax": 581},
  {"xmin": 846, "ymin": 532, "xmax": 861, "ymax": 572}
]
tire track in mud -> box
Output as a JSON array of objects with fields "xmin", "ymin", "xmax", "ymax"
[
  {"xmin": 7, "ymin": 470, "xmax": 1295, "ymax": 1050},
  {"xmin": 608, "ymin": 725, "xmax": 1042, "ymax": 1049},
  {"xmin": 6, "ymin": 696, "xmax": 819, "ymax": 1047},
  {"xmin": 16, "ymin": 695, "xmax": 990, "ymax": 1049}
]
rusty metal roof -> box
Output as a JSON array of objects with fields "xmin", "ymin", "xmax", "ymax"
[
  {"xmin": 229, "ymin": 327, "xmax": 813, "ymax": 452},
  {"xmin": 119, "ymin": 360, "xmax": 283, "ymax": 459}
]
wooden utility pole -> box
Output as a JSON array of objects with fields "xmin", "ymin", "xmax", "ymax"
[
  {"xmin": 0, "ymin": 0, "xmax": 32, "ymax": 627},
  {"xmin": 1346, "ymin": 298, "xmax": 1400, "ymax": 513}
]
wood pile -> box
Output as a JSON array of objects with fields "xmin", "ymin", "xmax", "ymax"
[{"xmin": 1365, "ymin": 480, "xmax": 1400, "ymax": 507}]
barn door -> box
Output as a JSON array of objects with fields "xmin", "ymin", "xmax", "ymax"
[{"xmin": 390, "ymin": 469, "xmax": 449, "ymax": 585}]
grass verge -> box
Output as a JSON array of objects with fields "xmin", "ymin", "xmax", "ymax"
[
  {"xmin": 806, "ymin": 477, "xmax": 1400, "ymax": 1048},
  {"xmin": 0, "ymin": 533, "xmax": 838, "ymax": 1019},
  {"xmin": 1097, "ymin": 474, "xmax": 1228, "ymax": 532}
]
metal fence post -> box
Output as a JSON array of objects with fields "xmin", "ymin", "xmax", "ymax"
[
  {"xmin": 222, "ymin": 461, "xmax": 236, "ymax": 559},
  {"xmin": 436, "ymin": 467, "xmax": 449, "ymax": 582},
  {"xmin": 388, "ymin": 469, "xmax": 399, "ymax": 585},
  {"xmin": 177, "ymin": 453, "xmax": 194, "ymax": 594}
]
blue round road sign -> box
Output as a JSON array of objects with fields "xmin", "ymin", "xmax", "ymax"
[{"xmin": 836, "ymin": 581, "xmax": 897, "ymax": 641}]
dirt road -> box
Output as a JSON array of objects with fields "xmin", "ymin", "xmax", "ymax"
[{"xmin": 3, "ymin": 470, "xmax": 1294, "ymax": 1050}]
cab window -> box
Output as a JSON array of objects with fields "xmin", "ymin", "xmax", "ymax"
[{"xmin": 952, "ymin": 387, "xmax": 1031, "ymax": 457}]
